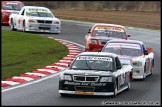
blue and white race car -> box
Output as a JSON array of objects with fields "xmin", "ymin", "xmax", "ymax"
[
  {"xmin": 59, "ymin": 52, "xmax": 132, "ymax": 97},
  {"xmin": 9, "ymin": 6, "xmax": 61, "ymax": 33},
  {"xmin": 101, "ymin": 39, "xmax": 154, "ymax": 80}
]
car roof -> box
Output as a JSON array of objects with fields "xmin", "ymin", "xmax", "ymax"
[
  {"xmin": 2, "ymin": 1, "xmax": 24, "ymax": 5},
  {"xmin": 78, "ymin": 52, "xmax": 117, "ymax": 58},
  {"xmin": 107, "ymin": 39, "xmax": 144, "ymax": 45},
  {"xmin": 93, "ymin": 23, "xmax": 125, "ymax": 29},
  {"xmin": 23, "ymin": 6, "xmax": 49, "ymax": 10}
]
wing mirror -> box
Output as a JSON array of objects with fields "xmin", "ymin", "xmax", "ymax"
[
  {"xmin": 144, "ymin": 50, "xmax": 148, "ymax": 55},
  {"xmin": 98, "ymin": 48, "xmax": 102, "ymax": 52},
  {"xmin": 117, "ymin": 65, "xmax": 122, "ymax": 70},
  {"xmin": 88, "ymin": 29, "xmax": 91, "ymax": 33},
  {"xmin": 146, "ymin": 47, "xmax": 153, "ymax": 53}
]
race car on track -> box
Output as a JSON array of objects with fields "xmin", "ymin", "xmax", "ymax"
[
  {"xmin": 101, "ymin": 39, "xmax": 154, "ymax": 80},
  {"xmin": 1, "ymin": 1, "xmax": 24, "ymax": 24},
  {"xmin": 85, "ymin": 23, "xmax": 130, "ymax": 52},
  {"xmin": 59, "ymin": 52, "xmax": 132, "ymax": 97},
  {"xmin": 9, "ymin": 6, "xmax": 61, "ymax": 33}
]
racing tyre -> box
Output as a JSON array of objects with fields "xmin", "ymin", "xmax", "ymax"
[
  {"xmin": 150, "ymin": 59, "xmax": 154, "ymax": 76},
  {"xmin": 125, "ymin": 81, "xmax": 130, "ymax": 91},
  {"xmin": 23, "ymin": 21, "xmax": 26, "ymax": 32},
  {"xmin": 11, "ymin": 19, "xmax": 16, "ymax": 31},
  {"xmin": 60, "ymin": 93, "xmax": 69, "ymax": 97},
  {"xmin": 142, "ymin": 64, "xmax": 146, "ymax": 81},
  {"xmin": 112, "ymin": 81, "xmax": 118, "ymax": 97}
]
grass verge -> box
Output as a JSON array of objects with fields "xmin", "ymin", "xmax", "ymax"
[{"xmin": 2, "ymin": 30, "xmax": 68, "ymax": 80}]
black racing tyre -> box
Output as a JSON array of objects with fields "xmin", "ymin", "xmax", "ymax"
[
  {"xmin": 150, "ymin": 59, "xmax": 154, "ymax": 75},
  {"xmin": 112, "ymin": 81, "xmax": 118, "ymax": 97},
  {"xmin": 142, "ymin": 64, "xmax": 146, "ymax": 81},
  {"xmin": 125, "ymin": 81, "xmax": 130, "ymax": 91},
  {"xmin": 23, "ymin": 21, "xmax": 26, "ymax": 32},
  {"xmin": 11, "ymin": 19, "xmax": 16, "ymax": 31}
]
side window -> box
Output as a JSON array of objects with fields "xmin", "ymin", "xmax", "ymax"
[
  {"xmin": 142, "ymin": 44, "xmax": 146, "ymax": 53},
  {"xmin": 21, "ymin": 9, "xmax": 25, "ymax": 16},
  {"xmin": 115, "ymin": 57, "xmax": 122, "ymax": 70}
]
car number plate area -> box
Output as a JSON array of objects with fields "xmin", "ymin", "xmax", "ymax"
[
  {"xmin": 39, "ymin": 24, "xmax": 51, "ymax": 27},
  {"xmin": 74, "ymin": 91, "xmax": 94, "ymax": 95}
]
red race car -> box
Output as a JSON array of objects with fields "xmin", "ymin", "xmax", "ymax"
[
  {"xmin": 1, "ymin": 1, "xmax": 24, "ymax": 24},
  {"xmin": 85, "ymin": 23, "xmax": 130, "ymax": 52}
]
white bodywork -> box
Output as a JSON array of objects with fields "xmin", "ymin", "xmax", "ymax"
[
  {"xmin": 103, "ymin": 39, "xmax": 155, "ymax": 80},
  {"xmin": 130, "ymin": 52, "xmax": 154, "ymax": 79},
  {"xmin": 9, "ymin": 6, "xmax": 61, "ymax": 33}
]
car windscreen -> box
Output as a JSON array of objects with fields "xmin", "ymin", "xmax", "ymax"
[
  {"xmin": 2, "ymin": 4, "xmax": 24, "ymax": 10},
  {"xmin": 103, "ymin": 42, "xmax": 142, "ymax": 56},
  {"xmin": 26, "ymin": 12, "xmax": 53, "ymax": 18},
  {"xmin": 70, "ymin": 55, "xmax": 114, "ymax": 71},
  {"xmin": 92, "ymin": 26, "xmax": 126, "ymax": 39}
]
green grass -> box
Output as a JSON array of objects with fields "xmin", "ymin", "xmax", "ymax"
[{"xmin": 2, "ymin": 30, "xmax": 68, "ymax": 80}]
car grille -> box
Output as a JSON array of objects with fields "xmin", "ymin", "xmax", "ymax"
[
  {"xmin": 73, "ymin": 76, "xmax": 99, "ymax": 82},
  {"xmin": 75, "ymin": 86, "xmax": 95, "ymax": 92},
  {"xmin": 39, "ymin": 27, "xmax": 50, "ymax": 30},
  {"xmin": 99, "ymin": 40, "xmax": 107, "ymax": 45},
  {"xmin": 37, "ymin": 20, "xmax": 52, "ymax": 24}
]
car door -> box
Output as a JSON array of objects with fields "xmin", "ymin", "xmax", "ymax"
[
  {"xmin": 19, "ymin": 8, "xmax": 25, "ymax": 29},
  {"xmin": 145, "ymin": 52, "xmax": 154, "ymax": 73},
  {"xmin": 115, "ymin": 57, "xmax": 126, "ymax": 89}
]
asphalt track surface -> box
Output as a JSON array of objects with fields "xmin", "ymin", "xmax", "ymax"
[{"xmin": 2, "ymin": 20, "xmax": 161, "ymax": 106}]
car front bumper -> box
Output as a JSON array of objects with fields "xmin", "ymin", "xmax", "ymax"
[
  {"xmin": 132, "ymin": 66, "xmax": 144, "ymax": 79},
  {"xmin": 59, "ymin": 80, "xmax": 115, "ymax": 96},
  {"xmin": 59, "ymin": 90, "xmax": 114, "ymax": 96},
  {"xmin": 25, "ymin": 23, "xmax": 61, "ymax": 33}
]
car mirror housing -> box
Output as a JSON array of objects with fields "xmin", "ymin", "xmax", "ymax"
[
  {"xmin": 144, "ymin": 50, "xmax": 148, "ymax": 55},
  {"xmin": 146, "ymin": 47, "xmax": 153, "ymax": 53},
  {"xmin": 117, "ymin": 65, "xmax": 122, "ymax": 70},
  {"xmin": 88, "ymin": 29, "xmax": 91, "ymax": 33},
  {"xmin": 98, "ymin": 48, "xmax": 102, "ymax": 52}
]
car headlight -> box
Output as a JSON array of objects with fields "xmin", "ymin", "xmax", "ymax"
[
  {"xmin": 60, "ymin": 74, "xmax": 72, "ymax": 81},
  {"xmin": 5, "ymin": 12, "xmax": 11, "ymax": 16},
  {"xmin": 53, "ymin": 21, "xmax": 60, "ymax": 24},
  {"xmin": 100, "ymin": 77, "xmax": 112, "ymax": 82},
  {"xmin": 89, "ymin": 39, "xmax": 98, "ymax": 44},
  {"xmin": 28, "ymin": 19, "xmax": 36, "ymax": 23},
  {"xmin": 131, "ymin": 61, "xmax": 142, "ymax": 66}
]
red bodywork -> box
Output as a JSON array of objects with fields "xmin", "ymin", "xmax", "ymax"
[
  {"xmin": 1, "ymin": 1, "xmax": 24, "ymax": 24},
  {"xmin": 85, "ymin": 23, "xmax": 129, "ymax": 52}
]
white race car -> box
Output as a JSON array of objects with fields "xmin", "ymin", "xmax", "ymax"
[
  {"xmin": 9, "ymin": 6, "xmax": 61, "ymax": 34},
  {"xmin": 101, "ymin": 39, "xmax": 154, "ymax": 80}
]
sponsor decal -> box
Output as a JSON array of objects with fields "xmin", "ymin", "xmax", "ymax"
[
  {"xmin": 76, "ymin": 56, "xmax": 113, "ymax": 62},
  {"xmin": 107, "ymin": 43, "xmax": 141, "ymax": 49},
  {"xmin": 64, "ymin": 81, "xmax": 106, "ymax": 86},
  {"xmin": 74, "ymin": 91, "xmax": 94, "ymax": 95},
  {"xmin": 95, "ymin": 26, "xmax": 124, "ymax": 32},
  {"xmin": 26, "ymin": 8, "xmax": 49, "ymax": 13}
]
